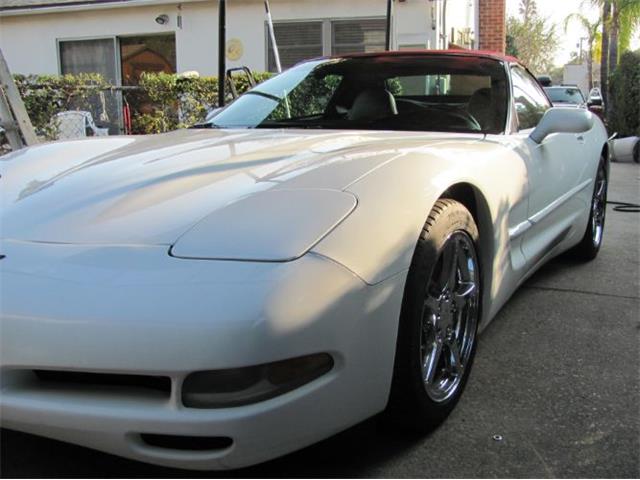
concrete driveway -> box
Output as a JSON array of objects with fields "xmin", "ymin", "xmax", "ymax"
[{"xmin": 2, "ymin": 161, "xmax": 638, "ymax": 478}]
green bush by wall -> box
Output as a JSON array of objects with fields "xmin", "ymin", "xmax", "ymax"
[
  {"xmin": 608, "ymin": 50, "xmax": 640, "ymax": 138},
  {"xmin": 13, "ymin": 71, "xmax": 273, "ymax": 138}
]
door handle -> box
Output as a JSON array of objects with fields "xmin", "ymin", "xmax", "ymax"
[{"xmin": 576, "ymin": 134, "xmax": 585, "ymax": 143}]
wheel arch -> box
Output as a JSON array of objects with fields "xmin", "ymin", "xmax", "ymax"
[{"xmin": 439, "ymin": 182, "xmax": 495, "ymax": 326}]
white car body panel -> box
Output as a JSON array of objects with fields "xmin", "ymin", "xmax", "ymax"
[
  {"xmin": 0, "ymin": 240, "xmax": 405, "ymax": 469},
  {"xmin": 0, "ymin": 54, "xmax": 609, "ymax": 470}
]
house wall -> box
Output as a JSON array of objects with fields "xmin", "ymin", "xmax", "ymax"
[{"xmin": 0, "ymin": 0, "xmax": 477, "ymax": 78}]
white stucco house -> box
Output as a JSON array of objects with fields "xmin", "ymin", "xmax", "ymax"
[
  {"xmin": 0, "ymin": 0, "xmax": 507, "ymax": 133},
  {"xmin": 0, "ymin": 0, "xmax": 481, "ymax": 82}
]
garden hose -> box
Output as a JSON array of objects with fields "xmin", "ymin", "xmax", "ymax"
[{"xmin": 607, "ymin": 201, "xmax": 640, "ymax": 213}]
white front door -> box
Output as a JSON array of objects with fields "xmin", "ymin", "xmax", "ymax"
[{"xmin": 510, "ymin": 66, "xmax": 588, "ymax": 266}]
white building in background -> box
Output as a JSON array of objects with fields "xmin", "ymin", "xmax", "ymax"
[
  {"xmin": 563, "ymin": 62, "xmax": 601, "ymax": 97},
  {"xmin": 0, "ymin": 0, "xmax": 479, "ymax": 82}
]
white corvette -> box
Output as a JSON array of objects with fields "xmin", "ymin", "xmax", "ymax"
[{"xmin": 0, "ymin": 51, "xmax": 609, "ymax": 470}]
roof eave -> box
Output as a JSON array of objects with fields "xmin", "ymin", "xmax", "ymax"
[{"xmin": 0, "ymin": 0, "xmax": 207, "ymax": 17}]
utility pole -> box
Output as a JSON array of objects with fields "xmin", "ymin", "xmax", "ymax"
[
  {"xmin": 385, "ymin": 0, "xmax": 393, "ymax": 50},
  {"xmin": 218, "ymin": 0, "xmax": 226, "ymax": 108},
  {"xmin": 0, "ymin": 47, "xmax": 37, "ymax": 150}
]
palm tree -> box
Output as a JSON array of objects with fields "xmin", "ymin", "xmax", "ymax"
[
  {"xmin": 600, "ymin": 0, "xmax": 612, "ymax": 106},
  {"xmin": 616, "ymin": 0, "xmax": 640, "ymax": 59},
  {"xmin": 564, "ymin": 13, "xmax": 601, "ymax": 90},
  {"xmin": 590, "ymin": 0, "xmax": 640, "ymax": 61},
  {"xmin": 586, "ymin": 0, "xmax": 639, "ymax": 107}
]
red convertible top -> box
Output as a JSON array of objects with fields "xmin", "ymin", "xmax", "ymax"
[{"xmin": 328, "ymin": 49, "xmax": 521, "ymax": 65}]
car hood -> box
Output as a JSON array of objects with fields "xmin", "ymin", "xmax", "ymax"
[{"xmin": 1, "ymin": 128, "xmax": 482, "ymax": 247}]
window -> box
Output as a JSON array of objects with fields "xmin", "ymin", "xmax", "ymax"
[
  {"xmin": 267, "ymin": 22, "xmax": 323, "ymax": 72},
  {"xmin": 59, "ymin": 34, "xmax": 176, "ymax": 85},
  {"xmin": 58, "ymin": 34, "xmax": 176, "ymax": 133},
  {"xmin": 544, "ymin": 87, "xmax": 585, "ymax": 105},
  {"xmin": 395, "ymin": 75, "xmax": 491, "ymax": 96},
  {"xmin": 208, "ymin": 55, "xmax": 508, "ymax": 134},
  {"xmin": 511, "ymin": 66, "xmax": 551, "ymax": 130},
  {"xmin": 331, "ymin": 19, "xmax": 386, "ymax": 55},
  {"xmin": 266, "ymin": 18, "xmax": 386, "ymax": 72},
  {"xmin": 59, "ymin": 38, "xmax": 117, "ymax": 83},
  {"xmin": 120, "ymin": 35, "xmax": 176, "ymax": 85}
]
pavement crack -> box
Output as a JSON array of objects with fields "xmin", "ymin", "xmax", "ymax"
[
  {"xmin": 526, "ymin": 440, "xmax": 555, "ymax": 479},
  {"xmin": 523, "ymin": 285, "xmax": 639, "ymax": 301}
]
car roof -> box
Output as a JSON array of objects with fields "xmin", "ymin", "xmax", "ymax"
[{"xmin": 317, "ymin": 49, "xmax": 521, "ymax": 65}]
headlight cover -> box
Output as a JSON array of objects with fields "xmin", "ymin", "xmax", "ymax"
[
  {"xmin": 181, "ymin": 353, "xmax": 334, "ymax": 408},
  {"xmin": 170, "ymin": 189, "xmax": 357, "ymax": 261}
]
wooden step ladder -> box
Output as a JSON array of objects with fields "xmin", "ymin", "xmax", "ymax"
[{"xmin": 0, "ymin": 47, "xmax": 37, "ymax": 151}]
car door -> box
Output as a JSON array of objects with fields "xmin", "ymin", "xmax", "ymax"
[{"xmin": 510, "ymin": 66, "xmax": 588, "ymax": 266}]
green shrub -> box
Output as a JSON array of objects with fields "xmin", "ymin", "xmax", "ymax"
[
  {"xmin": 14, "ymin": 71, "xmax": 273, "ymax": 137},
  {"xmin": 14, "ymin": 73, "xmax": 109, "ymax": 139},
  {"xmin": 608, "ymin": 50, "xmax": 640, "ymax": 137}
]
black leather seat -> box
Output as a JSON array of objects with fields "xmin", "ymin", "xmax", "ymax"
[{"xmin": 348, "ymin": 88, "xmax": 398, "ymax": 122}]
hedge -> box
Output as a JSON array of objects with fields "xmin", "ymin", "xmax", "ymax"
[
  {"xmin": 608, "ymin": 50, "xmax": 640, "ymax": 138},
  {"xmin": 13, "ymin": 71, "xmax": 273, "ymax": 138},
  {"xmin": 14, "ymin": 73, "xmax": 109, "ymax": 139}
]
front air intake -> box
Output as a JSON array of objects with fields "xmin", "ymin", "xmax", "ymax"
[
  {"xmin": 32, "ymin": 370, "xmax": 171, "ymax": 396},
  {"xmin": 139, "ymin": 433, "xmax": 233, "ymax": 451}
]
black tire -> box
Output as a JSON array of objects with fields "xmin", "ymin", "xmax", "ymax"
[
  {"xmin": 568, "ymin": 158, "xmax": 608, "ymax": 261},
  {"xmin": 633, "ymin": 139, "xmax": 639, "ymax": 164},
  {"xmin": 383, "ymin": 199, "xmax": 481, "ymax": 432}
]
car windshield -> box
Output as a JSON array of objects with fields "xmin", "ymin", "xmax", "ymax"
[
  {"xmin": 545, "ymin": 87, "xmax": 585, "ymax": 104},
  {"xmin": 201, "ymin": 55, "xmax": 509, "ymax": 134}
]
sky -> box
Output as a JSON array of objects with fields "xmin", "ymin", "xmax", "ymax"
[{"xmin": 506, "ymin": 0, "xmax": 640, "ymax": 67}]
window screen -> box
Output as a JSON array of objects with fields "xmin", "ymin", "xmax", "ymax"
[
  {"xmin": 58, "ymin": 38, "xmax": 119, "ymax": 133},
  {"xmin": 331, "ymin": 19, "xmax": 386, "ymax": 55},
  {"xmin": 59, "ymin": 38, "xmax": 117, "ymax": 83},
  {"xmin": 267, "ymin": 22, "xmax": 323, "ymax": 72}
]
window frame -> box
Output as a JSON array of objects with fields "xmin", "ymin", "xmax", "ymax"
[
  {"xmin": 330, "ymin": 17, "xmax": 387, "ymax": 56},
  {"xmin": 264, "ymin": 19, "xmax": 325, "ymax": 72},
  {"xmin": 264, "ymin": 16, "xmax": 386, "ymax": 72},
  {"xmin": 57, "ymin": 35, "xmax": 120, "ymax": 84},
  {"xmin": 510, "ymin": 64, "xmax": 552, "ymax": 132}
]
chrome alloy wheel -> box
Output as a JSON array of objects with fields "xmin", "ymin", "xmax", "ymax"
[
  {"xmin": 420, "ymin": 231, "xmax": 480, "ymax": 403},
  {"xmin": 591, "ymin": 166, "xmax": 607, "ymax": 248}
]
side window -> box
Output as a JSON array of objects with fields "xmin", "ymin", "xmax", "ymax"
[{"xmin": 511, "ymin": 66, "xmax": 551, "ymax": 130}]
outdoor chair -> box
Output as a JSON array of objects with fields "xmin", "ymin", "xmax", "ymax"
[{"xmin": 53, "ymin": 111, "xmax": 109, "ymax": 140}]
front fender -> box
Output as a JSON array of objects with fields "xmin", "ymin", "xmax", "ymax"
[{"xmin": 311, "ymin": 139, "xmax": 530, "ymax": 323}]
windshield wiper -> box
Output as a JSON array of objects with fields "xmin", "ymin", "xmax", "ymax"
[
  {"xmin": 255, "ymin": 122, "xmax": 326, "ymax": 129},
  {"xmin": 190, "ymin": 123, "xmax": 221, "ymax": 129},
  {"xmin": 244, "ymin": 90, "xmax": 282, "ymax": 102}
]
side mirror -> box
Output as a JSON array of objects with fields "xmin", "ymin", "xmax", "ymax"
[{"xmin": 530, "ymin": 107, "xmax": 595, "ymax": 144}]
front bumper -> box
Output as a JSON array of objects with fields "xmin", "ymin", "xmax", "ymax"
[{"xmin": 0, "ymin": 241, "xmax": 406, "ymax": 469}]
